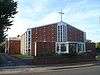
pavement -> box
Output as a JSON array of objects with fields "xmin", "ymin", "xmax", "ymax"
[{"xmin": 0, "ymin": 63, "xmax": 95, "ymax": 74}]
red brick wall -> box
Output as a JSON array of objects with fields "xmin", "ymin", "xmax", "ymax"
[
  {"xmin": 8, "ymin": 40, "xmax": 20, "ymax": 55},
  {"xmin": 67, "ymin": 25, "xmax": 84, "ymax": 42},
  {"xmin": 31, "ymin": 23, "xmax": 57, "ymax": 42},
  {"xmin": 36, "ymin": 42, "xmax": 55, "ymax": 56},
  {"xmin": 31, "ymin": 23, "xmax": 57, "ymax": 56},
  {"xmin": 31, "ymin": 42, "xmax": 35, "ymax": 56}
]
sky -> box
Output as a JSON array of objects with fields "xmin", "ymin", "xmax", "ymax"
[{"xmin": 8, "ymin": 0, "xmax": 100, "ymax": 42}]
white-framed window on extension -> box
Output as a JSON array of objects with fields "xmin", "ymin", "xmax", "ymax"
[
  {"xmin": 55, "ymin": 42, "xmax": 69, "ymax": 54},
  {"xmin": 77, "ymin": 43, "xmax": 85, "ymax": 53}
]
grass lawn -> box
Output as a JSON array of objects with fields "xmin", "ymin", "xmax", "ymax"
[
  {"xmin": 96, "ymin": 55, "xmax": 100, "ymax": 60},
  {"xmin": 14, "ymin": 54, "xmax": 33, "ymax": 59}
]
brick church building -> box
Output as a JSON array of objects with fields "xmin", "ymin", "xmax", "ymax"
[{"xmin": 20, "ymin": 21, "xmax": 87, "ymax": 56}]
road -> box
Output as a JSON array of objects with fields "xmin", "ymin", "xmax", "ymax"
[{"xmin": 0, "ymin": 65, "xmax": 100, "ymax": 75}]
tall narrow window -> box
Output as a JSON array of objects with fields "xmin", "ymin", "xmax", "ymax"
[
  {"xmin": 61, "ymin": 26, "xmax": 63, "ymax": 42},
  {"xmin": 57, "ymin": 22, "xmax": 67, "ymax": 42}
]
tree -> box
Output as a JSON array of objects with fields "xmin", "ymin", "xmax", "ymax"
[
  {"xmin": 96, "ymin": 42, "xmax": 100, "ymax": 49},
  {"xmin": 96, "ymin": 42, "xmax": 100, "ymax": 54},
  {"xmin": 0, "ymin": 0, "xmax": 17, "ymax": 52}
]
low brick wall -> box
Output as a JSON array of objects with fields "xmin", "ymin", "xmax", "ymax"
[
  {"xmin": 86, "ymin": 43, "xmax": 96, "ymax": 57},
  {"xmin": 33, "ymin": 53, "xmax": 96, "ymax": 65}
]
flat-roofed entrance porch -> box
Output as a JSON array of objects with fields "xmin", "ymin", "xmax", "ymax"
[{"xmin": 55, "ymin": 42, "xmax": 85, "ymax": 54}]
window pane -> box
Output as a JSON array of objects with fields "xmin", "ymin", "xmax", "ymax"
[{"xmin": 61, "ymin": 44, "xmax": 66, "ymax": 52}]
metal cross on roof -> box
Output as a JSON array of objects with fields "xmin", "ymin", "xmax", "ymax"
[{"xmin": 58, "ymin": 9, "xmax": 64, "ymax": 22}]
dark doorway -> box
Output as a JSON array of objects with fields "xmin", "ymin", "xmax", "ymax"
[
  {"xmin": 61, "ymin": 44, "xmax": 66, "ymax": 52},
  {"xmin": 69, "ymin": 43, "xmax": 77, "ymax": 55}
]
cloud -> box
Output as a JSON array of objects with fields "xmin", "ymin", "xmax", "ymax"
[
  {"xmin": 8, "ymin": 0, "xmax": 49, "ymax": 37},
  {"xmin": 32, "ymin": 0, "xmax": 49, "ymax": 13},
  {"xmin": 34, "ymin": 11, "xmax": 60, "ymax": 25},
  {"xmin": 8, "ymin": 0, "xmax": 100, "ymax": 42}
]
